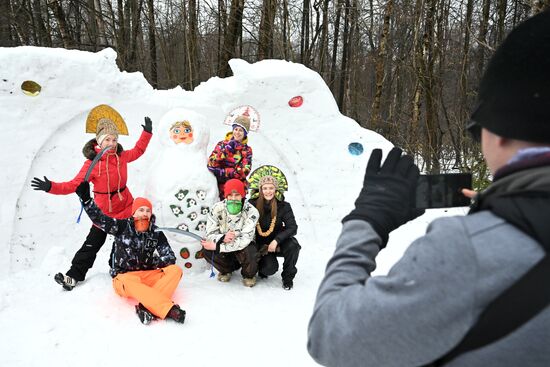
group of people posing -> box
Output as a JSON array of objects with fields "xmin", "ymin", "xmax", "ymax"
[{"xmin": 31, "ymin": 111, "xmax": 300, "ymax": 325}]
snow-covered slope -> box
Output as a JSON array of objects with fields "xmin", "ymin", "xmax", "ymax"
[{"xmin": 0, "ymin": 47, "xmax": 467, "ymax": 366}]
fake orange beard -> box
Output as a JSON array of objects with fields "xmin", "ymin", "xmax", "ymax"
[{"xmin": 134, "ymin": 218, "xmax": 150, "ymax": 232}]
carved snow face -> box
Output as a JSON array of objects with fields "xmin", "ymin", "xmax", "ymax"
[{"xmin": 169, "ymin": 121, "xmax": 194, "ymax": 144}]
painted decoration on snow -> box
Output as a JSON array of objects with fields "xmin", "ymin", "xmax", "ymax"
[
  {"xmin": 223, "ymin": 105, "xmax": 261, "ymax": 132},
  {"xmin": 288, "ymin": 96, "xmax": 303, "ymax": 107},
  {"xmin": 21, "ymin": 80, "xmax": 41, "ymax": 96},
  {"xmin": 348, "ymin": 142, "xmax": 364, "ymax": 156},
  {"xmin": 145, "ymin": 108, "xmax": 219, "ymax": 273},
  {"xmin": 180, "ymin": 247, "xmax": 190, "ymax": 259},
  {"xmin": 169, "ymin": 120, "xmax": 194, "ymax": 144},
  {"xmin": 248, "ymin": 165, "xmax": 289, "ymax": 201},
  {"xmin": 85, "ymin": 104, "xmax": 129, "ymax": 135}
]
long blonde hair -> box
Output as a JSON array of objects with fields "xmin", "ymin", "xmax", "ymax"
[{"xmin": 255, "ymin": 189, "xmax": 277, "ymax": 220}]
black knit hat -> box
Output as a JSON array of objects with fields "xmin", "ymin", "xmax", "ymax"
[{"xmin": 470, "ymin": 10, "xmax": 550, "ymax": 143}]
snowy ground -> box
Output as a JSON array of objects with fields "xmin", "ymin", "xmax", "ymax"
[{"xmin": 0, "ymin": 47, "xmax": 468, "ymax": 366}]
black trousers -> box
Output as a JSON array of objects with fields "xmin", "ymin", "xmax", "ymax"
[
  {"xmin": 257, "ymin": 237, "xmax": 301, "ymax": 282},
  {"xmin": 203, "ymin": 243, "xmax": 258, "ymax": 279},
  {"xmin": 66, "ymin": 225, "xmax": 107, "ymax": 281}
]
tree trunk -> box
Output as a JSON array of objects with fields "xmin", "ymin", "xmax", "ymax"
[
  {"xmin": 476, "ymin": 0, "xmax": 490, "ymax": 79},
  {"xmin": 329, "ymin": 0, "xmax": 342, "ymax": 92},
  {"xmin": 337, "ymin": 0, "xmax": 351, "ymax": 112},
  {"xmin": 300, "ymin": 0, "xmax": 310, "ymax": 65},
  {"xmin": 219, "ymin": 0, "xmax": 244, "ymax": 77},
  {"xmin": 217, "ymin": 0, "xmax": 227, "ymax": 71},
  {"xmin": 48, "ymin": 0, "xmax": 75, "ymax": 48},
  {"xmin": 318, "ymin": 0, "xmax": 330, "ymax": 74},
  {"xmin": 32, "ymin": 0, "xmax": 50, "ymax": 46},
  {"xmin": 127, "ymin": 0, "xmax": 143, "ymax": 72},
  {"xmin": 258, "ymin": 0, "xmax": 277, "ymax": 60},
  {"xmin": 87, "ymin": 0, "xmax": 99, "ymax": 50},
  {"xmin": 370, "ymin": 0, "xmax": 393, "ymax": 130},
  {"xmin": 187, "ymin": 0, "xmax": 199, "ymax": 88},
  {"xmin": 147, "ymin": 0, "xmax": 157, "ymax": 87},
  {"xmin": 0, "ymin": 0, "xmax": 13, "ymax": 46}
]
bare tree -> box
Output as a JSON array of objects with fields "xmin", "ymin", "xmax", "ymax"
[{"xmin": 219, "ymin": 0, "xmax": 244, "ymax": 77}]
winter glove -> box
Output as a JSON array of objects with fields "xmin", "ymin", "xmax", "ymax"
[
  {"xmin": 208, "ymin": 167, "xmax": 225, "ymax": 178},
  {"xmin": 31, "ymin": 176, "xmax": 52, "ymax": 192},
  {"xmin": 342, "ymin": 147, "xmax": 425, "ymax": 247},
  {"xmin": 142, "ymin": 116, "xmax": 153, "ymax": 133},
  {"xmin": 75, "ymin": 181, "xmax": 92, "ymax": 204},
  {"xmin": 226, "ymin": 139, "xmax": 240, "ymax": 154}
]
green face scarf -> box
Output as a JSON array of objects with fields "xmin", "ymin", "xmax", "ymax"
[{"xmin": 226, "ymin": 199, "xmax": 243, "ymax": 215}]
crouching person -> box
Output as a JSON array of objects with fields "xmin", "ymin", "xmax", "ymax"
[
  {"xmin": 201, "ymin": 179, "xmax": 259, "ymax": 287},
  {"xmin": 75, "ymin": 181, "xmax": 186, "ymax": 325}
]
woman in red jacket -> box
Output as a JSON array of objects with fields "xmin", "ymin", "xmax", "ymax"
[{"xmin": 31, "ymin": 116, "xmax": 153, "ymax": 290}]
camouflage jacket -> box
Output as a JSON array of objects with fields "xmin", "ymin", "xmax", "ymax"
[
  {"xmin": 83, "ymin": 200, "xmax": 176, "ymax": 277},
  {"xmin": 205, "ymin": 200, "xmax": 259, "ymax": 253}
]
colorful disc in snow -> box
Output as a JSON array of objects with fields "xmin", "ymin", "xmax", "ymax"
[
  {"xmin": 184, "ymin": 262, "xmax": 192, "ymax": 269},
  {"xmin": 21, "ymin": 80, "xmax": 41, "ymax": 96},
  {"xmin": 195, "ymin": 250, "xmax": 204, "ymax": 259},
  {"xmin": 348, "ymin": 142, "xmax": 364, "ymax": 156},
  {"xmin": 288, "ymin": 96, "xmax": 303, "ymax": 107},
  {"xmin": 180, "ymin": 247, "xmax": 190, "ymax": 259}
]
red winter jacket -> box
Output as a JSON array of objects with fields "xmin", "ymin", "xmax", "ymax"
[{"xmin": 49, "ymin": 130, "xmax": 152, "ymax": 219}]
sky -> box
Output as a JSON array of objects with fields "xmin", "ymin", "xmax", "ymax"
[{"xmin": 0, "ymin": 46, "xmax": 468, "ymax": 366}]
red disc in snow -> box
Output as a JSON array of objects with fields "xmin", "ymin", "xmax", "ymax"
[
  {"xmin": 184, "ymin": 262, "xmax": 192, "ymax": 269},
  {"xmin": 288, "ymin": 96, "xmax": 303, "ymax": 107}
]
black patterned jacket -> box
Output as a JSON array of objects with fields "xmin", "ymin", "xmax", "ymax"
[{"xmin": 83, "ymin": 200, "xmax": 176, "ymax": 277}]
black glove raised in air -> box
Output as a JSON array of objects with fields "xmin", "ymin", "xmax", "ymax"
[
  {"xmin": 31, "ymin": 176, "xmax": 52, "ymax": 192},
  {"xmin": 142, "ymin": 116, "xmax": 153, "ymax": 133},
  {"xmin": 343, "ymin": 147, "xmax": 424, "ymax": 246}
]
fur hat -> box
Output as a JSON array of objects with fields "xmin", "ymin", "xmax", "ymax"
[
  {"xmin": 96, "ymin": 118, "xmax": 119, "ymax": 146},
  {"xmin": 232, "ymin": 115, "xmax": 251, "ymax": 134},
  {"xmin": 132, "ymin": 197, "xmax": 153, "ymax": 215},
  {"xmin": 470, "ymin": 10, "xmax": 550, "ymax": 143},
  {"xmin": 224, "ymin": 179, "xmax": 246, "ymax": 198},
  {"xmin": 259, "ymin": 175, "xmax": 278, "ymax": 190}
]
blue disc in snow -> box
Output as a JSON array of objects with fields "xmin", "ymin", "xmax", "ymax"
[{"xmin": 348, "ymin": 142, "xmax": 364, "ymax": 156}]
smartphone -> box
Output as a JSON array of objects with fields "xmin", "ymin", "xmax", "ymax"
[{"xmin": 415, "ymin": 173, "xmax": 472, "ymax": 209}]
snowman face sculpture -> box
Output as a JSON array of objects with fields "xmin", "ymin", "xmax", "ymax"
[{"xmin": 170, "ymin": 121, "xmax": 194, "ymax": 144}]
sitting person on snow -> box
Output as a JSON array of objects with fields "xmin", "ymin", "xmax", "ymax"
[
  {"xmin": 200, "ymin": 178, "xmax": 259, "ymax": 287},
  {"xmin": 75, "ymin": 181, "xmax": 186, "ymax": 325}
]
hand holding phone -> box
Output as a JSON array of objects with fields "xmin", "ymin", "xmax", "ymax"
[{"xmin": 415, "ymin": 173, "xmax": 472, "ymax": 209}]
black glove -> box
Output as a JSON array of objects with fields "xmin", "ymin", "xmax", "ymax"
[
  {"xmin": 142, "ymin": 116, "xmax": 153, "ymax": 133},
  {"xmin": 343, "ymin": 147, "xmax": 424, "ymax": 246},
  {"xmin": 75, "ymin": 181, "xmax": 91, "ymax": 204},
  {"xmin": 31, "ymin": 176, "xmax": 52, "ymax": 192}
]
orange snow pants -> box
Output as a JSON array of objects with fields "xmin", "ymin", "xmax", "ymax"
[{"xmin": 113, "ymin": 264, "xmax": 183, "ymax": 319}]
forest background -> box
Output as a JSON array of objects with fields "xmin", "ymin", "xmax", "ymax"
[{"xmin": 3, "ymin": 0, "xmax": 550, "ymax": 187}]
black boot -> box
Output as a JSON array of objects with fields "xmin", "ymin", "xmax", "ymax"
[
  {"xmin": 135, "ymin": 303, "xmax": 156, "ymax": 325},
  {"xmin": 54, "ymin": 272, "xmax": 78, "ymax": 291},
  {"xmin": 167, "ymin": 305, "xmax": 186, "ymax": 324},
  {"xmin": 282, "ymin": 279, "xmax": 293, "ymax": 290}
]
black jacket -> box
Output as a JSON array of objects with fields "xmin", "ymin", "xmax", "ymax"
[
  {"xmin": 83, "ymin": 200, "xmax": 176, "ymax": 277},
  {"xmin": 249, "ymin": 199, "xmax": 297, "ymax": 246}
]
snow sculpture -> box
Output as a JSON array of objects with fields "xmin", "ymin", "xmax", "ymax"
[{"xmin": 145, "ymin": 108, "xmax": 218, "ymax": 272}]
